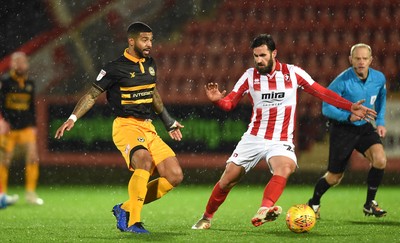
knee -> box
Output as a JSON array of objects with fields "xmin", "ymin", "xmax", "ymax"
[
  {"xmin": 27, "ymin": 155, "xmax": 39, "ymax": 164},
  {"xmin": 218, "ymin": 174, "xmax": 242, "ymax": 190},
  {"xmin": 286, "ymin": 164, "xmax": 296, "ymax": 176},
  {"xmin": 27, "ymin": 152, "xmax": 39, "ymax": 163},
  {"xmin": 218, "ymin": 179, "xmax": 235, "ymax": 190},
  {"xmin": 274, "ymin": 164, "xmax": 296, "ymax": 178},
  {"xmin": 0, "ymin": 154, "xmax": 11, "ymax": 166},
  {"xmin": 168, "ymin": 168, "xmax": 183, "ymax": 187},
  {"xmin": 372, "ymin": 155, "xmax": 387, "ymax": 169},
  {"xmin": 131, "ymin": 149, "xmax": 153, "ymax": 171},
  {"xmin": 325, "ymin": 172, "xmax": 344, "ymax": 186},
  {"xmin": 218, "ymin": 163, "xmax": 245, "ymax": 190}
]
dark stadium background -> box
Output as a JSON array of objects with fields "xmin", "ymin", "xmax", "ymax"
[{"xmin": 1, "ymin": 0, "xmax": 399, "ymax": 185}]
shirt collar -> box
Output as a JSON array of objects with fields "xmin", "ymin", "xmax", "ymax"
[
  {"xmin": 124, "ymin": 48, "xmax": 145, "ymax": 73},
  {"xmin": 10, "ymin": 69, "xmax": 28, "ymax": 88}
]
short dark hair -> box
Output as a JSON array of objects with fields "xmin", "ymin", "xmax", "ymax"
[
  {"xmin": 250, "ymin": 34, "xmax": 276, "ymax": 51},
  {"xmin": 127, "ymin": 22, "xmax": 152, "ymax": 38}
]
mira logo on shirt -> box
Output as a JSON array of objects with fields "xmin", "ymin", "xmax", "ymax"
[{"xmin": 261, "ymin": 91, "xmax": 285, "ymax": 101}]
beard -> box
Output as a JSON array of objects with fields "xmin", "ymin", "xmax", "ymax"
[
  {"xmin": 255, "ymin": 58, "xmax": 273, "ymax": 75},
  {"xmin": 134, "ymin": 44, "xmax": 147, "ymax": 58}
]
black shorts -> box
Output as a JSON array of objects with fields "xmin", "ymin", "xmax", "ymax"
[{"xmin": 327, "ymin": 121, "xmax": 382, "ymax": 173}]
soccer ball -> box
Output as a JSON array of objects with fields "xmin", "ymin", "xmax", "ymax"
[{"xmin": 285, "ymin": 204, "xmax": 316, "ymax": 233}]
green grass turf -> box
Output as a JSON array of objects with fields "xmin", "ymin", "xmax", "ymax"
[{"xmin": 0, "ymin": 184, "xmax": 398, "ymax": 242}]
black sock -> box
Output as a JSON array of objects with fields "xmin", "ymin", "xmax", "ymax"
[
  {"xmin": 309, "ymin": 177, "xmax": 331, "ymax": 205},
  {"xmin": 365, "ymin": 167, "xmax": 384, "ymax": 206}
]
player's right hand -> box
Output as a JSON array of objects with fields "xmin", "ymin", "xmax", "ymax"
[
  {"xmin": 54, "ymin": 119, "xmax": 75, "ymax": 139},
  {"xmin": 204, "ymin": 82, "xmax": 226, "ymax": 102}
]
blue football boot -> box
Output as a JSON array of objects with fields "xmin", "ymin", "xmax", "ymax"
[
  {"xmin": 0, "ymin": 194, "xmax": 7, "ymax": 209},
  {"xmin": 112, "ymin": 203, "xmax": 128, "ymax": 231},
  {"xmin": 125, "ymin": 222, "xmax": 149, "ymax": 234}
]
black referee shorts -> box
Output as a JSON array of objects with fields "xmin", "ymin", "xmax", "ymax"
[{"xmin": 327, "ymin": 121, "xmax": 382, "ymax": 173}]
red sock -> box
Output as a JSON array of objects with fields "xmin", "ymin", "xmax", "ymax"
[
  {"xmin": 204, "ymin": 182, "xmax": 230, "ymax": 219},
  {"xmin": 261, "ymin": 175, "xmax": 287, "ymax": 207}
]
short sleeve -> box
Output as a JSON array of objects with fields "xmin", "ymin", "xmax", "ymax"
[{"xmin": 92, "ymin": 63, "xmax": 114, "ymax": 91}]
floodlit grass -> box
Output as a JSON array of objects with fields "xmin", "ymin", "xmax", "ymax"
[{"xmin": 0, "ymin": 184, "xmax": 399, "ymax": 242}]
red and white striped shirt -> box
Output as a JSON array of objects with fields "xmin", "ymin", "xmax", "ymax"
[{"xmin": 215, "ymin": 60, "xmax": 352, "ymax": 143}]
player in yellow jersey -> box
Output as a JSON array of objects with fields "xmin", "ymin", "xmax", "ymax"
[
  {"xmin": 55, "ymin": 22, "xmax": 184, "ymax": 234},
  {"xmin": 0, "ymin": 52, "xmax": 43, "ymax": 205}
]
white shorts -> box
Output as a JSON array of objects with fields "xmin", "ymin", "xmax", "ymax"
[{"xmin": 227, "ymin": 134, "xmax": 297, "ymax": 173}]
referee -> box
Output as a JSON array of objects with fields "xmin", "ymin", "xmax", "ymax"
[{"xmin": 307, "ymin": 43, "xmax": 387, "ymax": 218}]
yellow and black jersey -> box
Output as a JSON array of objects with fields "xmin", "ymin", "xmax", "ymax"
[
  {"xmin": 0, "ymin": 71, "xmax": 36, "ymax": 130},
  {"xmin": 93, "ymin": 49, "xmax": 157, "ymax": 119}
]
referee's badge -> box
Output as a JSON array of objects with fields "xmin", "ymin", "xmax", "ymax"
[
  {"xmin": 149, "ymin": 67, "xmax": 155, "ymax": 76},
  {"xmin": 370, "ymin": 95, "xmax": 377, "ymax": 105}
]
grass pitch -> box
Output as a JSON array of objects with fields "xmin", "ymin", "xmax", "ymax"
[{"xmin": 0, "ymin": 184, "xmax": 398, "ymax": 242}]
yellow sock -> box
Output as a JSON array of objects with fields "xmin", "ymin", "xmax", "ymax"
[
  {"xmin": 121, "ymin": 169, "xmax": 150, "ymax": 226},
  {"xmin": 144, "ymin": 177, "xmax": 174, "ymax": 204},
  {"xmin": 0, "ymin": 164, "xmax": 9, "ymax": 192},
  {"xmin": 25, "ymin": 163, "xmax": 39, "ymax": 192}
]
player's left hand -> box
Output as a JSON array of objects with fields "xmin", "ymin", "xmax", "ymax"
[
  {"xmin": 350, "ymin": 99, "xmax": 377, "ymax": 122},
  {"xmin": 376, "ymin": 125, "xmax": 386, "ymax": 138},
  {"xmin": 168, "ymin": 121, "xmax": 184, "ymax": 141}
]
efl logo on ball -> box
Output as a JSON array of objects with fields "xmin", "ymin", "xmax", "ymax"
[{"xmin": 286, "ymin": 204, "xmax": 316, "ymax": 233}]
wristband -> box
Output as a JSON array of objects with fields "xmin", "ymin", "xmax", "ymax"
[
  {"xmin": 158, "ymin": 108, "xmax": 176, "ymax": 131},
  {"xmin": 68, "ymin": 114, "xmax": 77, "ymax": 122}
]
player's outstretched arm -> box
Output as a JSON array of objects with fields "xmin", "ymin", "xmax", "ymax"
[
  {"xmin": 54, "ymin": 86, "xmax": 103, "ymax": 139},
  {"xmin": 350, "ymin": 99, "xmax": 377, "ymax": 122},
  {"xmin": 152, "ymin": 88, "xmax": 184, "ymax": 141},
  {"xmin": 204, "ymin": 82, "xmax": 243, "ymax": 111},
  {"xmin": 303, "ymin": 82, "xmax": 377, "ymax": 123}
]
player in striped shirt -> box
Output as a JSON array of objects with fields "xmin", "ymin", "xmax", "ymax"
[
  {"xmin": 55, "ymin": 22, "xmax": 184, "ymax": 234},
  {"xmin": 0, "ymin": 52, "xmax": 43, "ymax": 206},
  {"xmin": 192, "ymin": 34, "xmax": 376, "ymax": 230}
]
